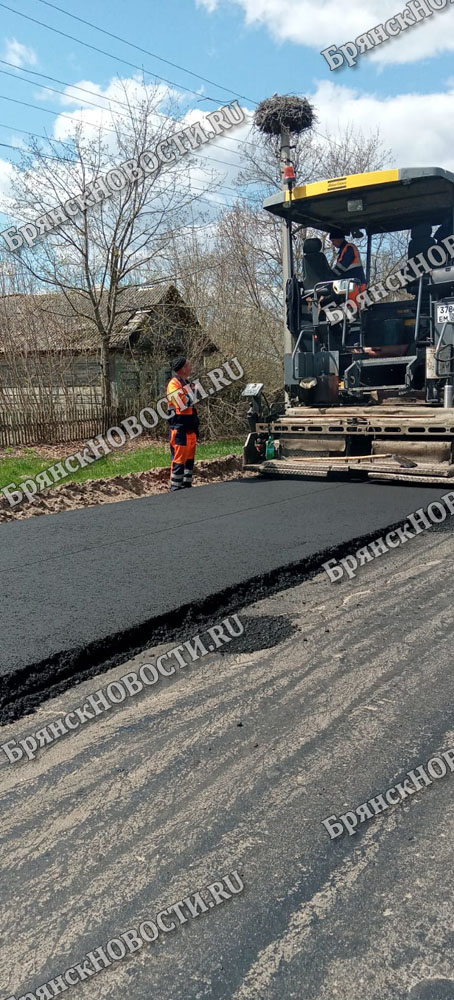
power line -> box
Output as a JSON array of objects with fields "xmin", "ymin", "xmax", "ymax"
[
  {"xmin": 0, "ymin": 94, "xmax": 346, "ymax": 204},
  {"xmin": 0, "ymin": 73, "xmax": 252, "ymax": 177},
  {"xmin": 0, "ymin": 43, "xmax": 345, "ymax": 182},
  {"xmin": 0, "ymin": 119, "xmax": 76, "ymax": 151},
  {"xmin": 33, "ymin": 0, "xmax": 258, "ymax": 106},
  {"xmin": 0, "ymin": 88, "xmax": 122, "ymax": 131},
  {"xmin": 0, "ymin": 106, "xmax": 243, "ymax": 204},
  {"xmin": 6, "ymin": 198, "xmax": 239, "ymax": 236},
  {"xmin": 0, "ymin": 62, "xmax": 140, "ymax": 119},
  {"xmin": 0, "ymin": 7, "xmax": 343, "ymax": 157},
  {"xmin": 0, "ymin": 137, "xmax": 74, "ymax": 161},
  {"xmin": 0, "ymin": 152, "xmax": 241, "ymax": 233},
  {"xmin": 0, "ymin": 89, "xmax": 249, "ymax": 180},
  {"xmin": 0, "ymin": 3, "xmax": 264, "ymax": 155},
  {"xmin": 0, "ymin": 170, "xmax": 239, "ymax": 209},
  {"xmin": 0, "ymin": 58, "xmax": 195, "ymax": 125},
  {"xmin": 0, "ymin": 135, "xmax": 242, "ymax": 209},
  {"xmin": 0, "ymin": 55, "xmax": 261, "ymax": 156},
  {"xmin": 0, "ymin": 1, "xmax": 255, "ymax": 110},
  {"xmin": 0, "ymin": 120, "xmax": 350, "ymax": 226}
]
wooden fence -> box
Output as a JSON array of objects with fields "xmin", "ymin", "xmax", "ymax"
[
  {"xmin": 0, "ymin": 391, "xmax": 245, "ymax": 448},
  {"xmin": 0, "ymin": 399, "xmax": 144, "ymax": 447}
]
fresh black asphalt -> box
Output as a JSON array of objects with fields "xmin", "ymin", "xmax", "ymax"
[
  {"xmin": 1, "ymin": 525, "xmax": 453, "ymax": 1000},
  {"xmin": 0, "ymin": 476, "xmax": 450, "ymax": 704}
]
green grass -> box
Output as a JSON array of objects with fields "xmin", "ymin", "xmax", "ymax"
[{"xmin": 0, "ymin": 438, "xmax": 243, "ymax": 491}]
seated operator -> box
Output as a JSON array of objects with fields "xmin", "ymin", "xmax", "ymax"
[{"xmin": 329, "ymin": 229, "xmax": 367, "ymax": 303}]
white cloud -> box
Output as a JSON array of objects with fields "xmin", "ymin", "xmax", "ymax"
[
  {"xmin": 52, "ymin": 76, "xmax": 186, "ymax": 142},
  {"xmin": 197, "ymin": 0, "xmax": 454, "ymax": 65},
  {"xmin": 2, "ymin": 37, "xmax": 38, "ymax": 69},
  {"xmin": 0, "ymin": 76, "xmax": 253, "ymax": 234},
  {"xmin": 370, "ymin": 5, "xmax": 454, "ymax": 63},
  {"xmin": 37, "ymin": 79, "xmax": 107, "ymax": 109},
  {"xmin": 311, "ymin": 79, "xmax": 454, "ymax": 171},
  {"xmin": 180, "ymin": 105, "xmax": 253, "ymax": 191},
  {"xmin": 0, "ymin": 157, "xmax": 15, "ymax": 210},
  {"xmin": 51, "ymin": 76, "xmax": 253, "ymax": 203}
]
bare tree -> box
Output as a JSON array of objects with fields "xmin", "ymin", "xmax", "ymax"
[
  {"xmin": 1, "ymin": 81, "xmax": 219, "ymax": 407},
  {"xmin": 237, "ymin": 122, "xmax": 389, "ymax": 197}
]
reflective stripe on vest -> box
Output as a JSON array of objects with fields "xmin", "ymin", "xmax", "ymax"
[
  {"xmin": 166, "ymin": 376, "xmax": 195, "ymax": 415},
  {"xmin": 338, "ymin": 242, "xmax": 360, "ymax": 269},
  {"xmin": 337, "ymin": 242, "xmax": 365, "ymax": 281}
]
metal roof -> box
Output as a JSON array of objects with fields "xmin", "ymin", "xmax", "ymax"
[{"xmin": 263, "ymin": 167, "xmax": 454, "ymax": 235}]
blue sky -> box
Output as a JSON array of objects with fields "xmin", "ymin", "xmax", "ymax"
[
  {"xmin": 1, "ymin": 0, "xmax": 453, "ymax": 116},
  {"xmin": 1, "ymin": 0, "xmax": 454, "ymax": 211}
]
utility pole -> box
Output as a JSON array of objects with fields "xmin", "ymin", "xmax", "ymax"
[
  {"xmin": 281, "ymin": 125, "xmax": 294, "ymax": 390},
  {"xmin": 253, "ymin": 95, "xmax": 315, "ymax": 392}
]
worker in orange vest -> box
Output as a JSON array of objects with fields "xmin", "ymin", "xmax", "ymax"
[
  {"xmin": 329, "ymin": 229, "xmax": 367, "ymax": 304},
  {"xmin": 166, "ymin": 357, "xmax": 200, "ymax": 491}
]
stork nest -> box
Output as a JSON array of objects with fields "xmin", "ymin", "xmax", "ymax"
[{"xmin": 254, "ymin": 96, "xmax": 316, "ymax": 136}]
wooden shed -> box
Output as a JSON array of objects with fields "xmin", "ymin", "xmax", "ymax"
[{"xmin": 0, "ymin": 283, "xmax": 216, "ymax": 406}]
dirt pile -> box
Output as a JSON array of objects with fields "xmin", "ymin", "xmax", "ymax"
[{"xmin": 0, "ymin": 455, "xmax": 244, "ymax": 522}]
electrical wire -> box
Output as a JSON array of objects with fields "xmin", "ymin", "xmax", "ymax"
[
  {"xmin": 0, "ymin": 172, "xmax": 240, "ymax": 216},
  {"xmin": 0, "ymin": 54, "xmax": 261, "ymax": 155},
  {"xmin": 0, "ymin": 89, "xmax": 251, "ymax": 185},
  {"xmin": 1, "ymin": 165, "xmax": 241, "ymax": 238},
  {"xmin": 0, "ymin": 67, "xmax": 254, "ymax": 174},
  {"xmin": 0, "ymin": 5, "xmax": 345, "ymax": 155},
  {"xmin": 0, "ymin": 137, "xmax": 75, "ymax": 161},
  {"xmin": 0, "ymin": 123, "xmax": 239, "ymax": 207},
  {"xmin": 0, "ymin": 119, "xmax": 76, "ymax": 151},
  {"xmin": 0, "ymin": 2, "xmax": 267, "ymax": 156},
  {"xmin": 33, "ymin": 0, "xmax": 258, "ymax": 105},
  {"xmin": 0, "ymin": 1, "xmax": 255, "ymax": 110}
]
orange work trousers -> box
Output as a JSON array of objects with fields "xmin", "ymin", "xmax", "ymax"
[{"xmin": 169, "ymin": 429, "xmax": 197, "ymax": 491}]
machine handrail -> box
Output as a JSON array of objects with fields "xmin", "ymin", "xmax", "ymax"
[
  {"xmin": 414, "ymin": 274, "xmax": 423, "ymax": 343},
  {"xmin": 291, "ymin": 279, "xmax": 363, "ymax": 377},
  {"xmin": 291, "ymin": 330, "xmax": 306, "ymax": 380},
  {"xmin": 434, "ymin": 321, "xmax": 454, "ymax": 378},
  {"xmin": 313, "ymin": 279, "xmax": 362, "ymax": 348}
]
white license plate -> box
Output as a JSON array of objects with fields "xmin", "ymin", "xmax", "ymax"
[{"xmin": 437, "ymin": 303, "xmax": 454, "ymax": 323}]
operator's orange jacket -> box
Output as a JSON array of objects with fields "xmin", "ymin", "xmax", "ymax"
[
  {"xmin": 166, "ymin": 375, "xmax": 200, "ymax": 438},
  {"xmin": 334, "ymin": 240, "xmax": 367, "ymax": 304}
]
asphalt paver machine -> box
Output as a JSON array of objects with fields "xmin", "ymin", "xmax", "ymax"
[{"xmin": 243, "ymin": 166, "xmax": 454, "ymax": 483}]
